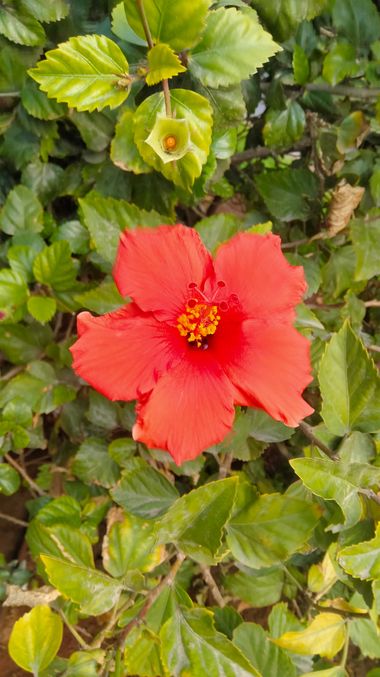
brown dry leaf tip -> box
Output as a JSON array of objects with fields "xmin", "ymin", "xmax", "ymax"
[{"xmin": 326, "ymin": 180, "xmax": 365, "ymax": 236}]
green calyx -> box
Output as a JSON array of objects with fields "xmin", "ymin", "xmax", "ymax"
[{"xmin": 145, "ymin": 115, "xmax": 191, "ymax": 164}]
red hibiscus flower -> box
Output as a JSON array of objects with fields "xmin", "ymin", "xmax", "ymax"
[{"xmin": 70, "ymin": 225, "xmax": 313, "ymax": 465}]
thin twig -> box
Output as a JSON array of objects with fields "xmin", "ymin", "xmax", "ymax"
[
  {"xmin": 200, "ymin": 565, "xmax": 226, "ymax": 607},
  {"xmin": 118, "ymin": 552, "xmax": 186, "ymax": 648},
  {"xmin": 58, "ymin": 608, "xmax": 91, "ymax": 650},
  {"xmin": 358, "ymin": 488, "xmax": 380, "ymax": 506},
  {"xmin": 4, "ymin": 453, "xmax": 45, "ymax": 497},
  {"xmin": 298, "ymin": 421, "xmax": 336, "ymax": 459},
  {"xmin": 0, "ymin": 365, "xmax": 24, "ymax": 381},
  {"xmin": 364, "ymin": 300, "xmax": 380, "ymax": 308},
  {"xmin": 218, "ymin": 451, "xmax": 233, "ymax": 479},
  {"xmin": 305, "ymin": 82, "xmax": 380, "ymax": 99},
  {"xmin": 231, "ymin": 138, "xmax": 311, "ymax": 164},
  {"xmin": 0, "ymin": 512, "xmax": 28, "ymax": 528},
  {"xmin": 368, "ymin": 344, "xmax": 380, "ymax": 353}
]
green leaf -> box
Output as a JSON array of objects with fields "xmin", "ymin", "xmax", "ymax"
[
  {"xmin": 27, "ymin": 521, "xmax": 95, "ymax": 569},
  {"xmin": 8, "ymin": 605, "xmax": 63, "ymax": 674},
  {"xmin": 251, "ymin": 0, "xmax": 328, "ymax": 41},
  {"xmin": 255, "ymin": 168, "xmax": 319, "ymax": 222},
  {"xmin": 195, "ymin": 213, "xmax": 241, "ymax": 252},
  {"xmin": 124, "ymin": 627, "xmax": 166, "ymax": 677},
  {"xmin": 160, "ymin": 607, "xmax": 261, "ymax": 676},
  {"xmin": 332, "ymin": 0, "xmax": 380, "ymax": 48},
  {"xmin": 227, "ymin": 493, "xmax": 320, "ymax": 568},
  {"xmin": 0, "ymin": 323, "xmax": 52, "ymax": 364},
  {"xmin": 29, "ymin": 35, "xmax": 131, "ymax": 113},
  {"xmin": 75, "ymin": 280, "xmax": 124, "ymax": 314},
  {"xmin": 189, "ymin": 7, "xmax": 280, "ymax": 88},
  {"xmin": 0, "ymin": 463, "xmax": 20, "ymax": 496},
  {"xmin": 72, "ymin": 438, "xmax": 120, "ymax": 489},
  {"xmin": 40, "ymin": 555, "xmax": 122, "ymax": 615},
  {"xmin": 110, "ymin": 459, "xmax": 179, "ymax": 519},
  {"xmin": 263, "ymin": 102, "xmax": 305, "ymax": 148},
  {"xmin": 33, "ymin": 241, "xmax": 77, "ymax": 292},
  {"xmin": 293, "ymin": 45, "xmax": 309, "ymax": 85},
  {"xmin": 156, "ymin": 477, "xmax": 238, "ymax": 564},
  {"xmin": 224, "ymin": 566, "xmax": 285, "ymax": 608},
  {"xmin": 124, "ymin": 0, "xmax": 211, "ymax": 51},
  {"xmin": 111, "ymin": 109, "xmax": 152, "ymax": 175},
  {"xmin": 79, "ymin": 192, "xmax": 165, "ymax": 263},
  {"xmin": 319, "ymin": 322, "xmax": 380, "ymax": 436},
  {"xmin": 111, "ymin": 2, "xmax": 147, "ymax": 46},
  {"xmin": 21, "ymin": 78, "xmax": 66, "ymax": 120},
  {"xmin": 69, "ymin": 110, "xmax": 114, "ymax": 153},
  {"xmin": 233, "ymin": 622, "xmax": 296, "ymax": 677},
  {"xmin": 0, "ymin": 4, "xmax": 45, "ymax": 46},
  {"xmin": 146, "ymin": 43, "xmax": 186, "ymax": 85},
  {"xmin": 0, "ymin": 269, "xmax": 28, "ymax": 311},
  {"xmin": 134, "ymin": 89, "xmax": 212, "ymax": 189},
  {"xmin": 103, "ymin": 512, "xmax": 164, "ymax": 578},
  {"xmin": 291, "ymin": 457, "xmax": 380, "ymax": 526},
  {"xmin": 22, "ymin": 160, "xmax": 64, "ymax": 203},
  {"xmin": 349, "ymin": 618, "xmax": 380, "ymax": 659},
  {"xmin": 273, "ymin": 613, "xmax": 346, "ymax": 659},
  {"xmin": 0, "ymin": 185, "xmax": 43, "ymax": 235},
  {"xmin": 338, "ymin": 523, "xmax": 380, "ymax": 580},
  {"xmin": 322, "ymin": 42, "xmax": 360, "ymax": 87},
  {"xmin": 351, "ymin": 209, "xmax": 380, "ymax": 281},
  {"xmin": 27, "ymin": 296, "xmax": 57, "ymax": 324},
  {"xmin": 19, "ymin": 0, "xmax": 70, "ymax": 23}
]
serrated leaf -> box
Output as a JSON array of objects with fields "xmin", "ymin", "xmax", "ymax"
[
  {"xmin": 75, "ymin": 280, "xmax": 124, "ymax": 314},
  {"xmin": 156, "ymin": 477, "xmax": 238, "ymax": 564},
  {"xmin": 111, "ymin": 109, "xmax": 152, "ymax": 175},
  {"xmin": 124, "ymin": 0, "xmax": 211, "ymax": 51},
  {"xmin": 27, "ymin": 521, "xmax": 95, "ymax": 569},
  {"xmin": 349, "ymin": 618, "xmax": 380, "ymax": 659},
  {"xmin": 291, "ymin": 457, "xmax": 380, "ymax": 526},
  {"xmin": 351, "ymin": 209, "xmax": 380, "ymax": 281},
  {"xmin": 224, "ymin": 567, "xmax": 285, "ymax": 608},
  {"xmin": 255, "ymin": 168, "xmax": 319, "ymax": 222},
  {"xmin": 8, "ymin": 605, "xmax": 63, "ymax": 674},
  {"xmin": 189, "ymin": 7, "xmax": 280, "ymax": 87},
  {"xmin": 22, "ymin": 160, "xmax": 64, "ymax": 203},
  {"xmin": 103, "ymin": 512, "xmax": 164, "ymax": 578},
  {"xmin": 29, "ymin": 35, "xmax": 131, "ymax": 113},
  {"xmin": 21, "ymin": 78, "xmax": 66, "ymax": 120},
  {"xmin": 0, "ymin": 4, "xmax": 45, "ymax": 46},
  {"xmin": 40, "ymin": 555, "xmax": 122, "ymax": 615},
  {"xmin": 273, "ymin": 613, "xmax": 346, "ymax": 659},
  {"xmin": 338, "ymin": 523, "xmax": 380, "ymax": 580},
  {"xmin": 146, "ymin": 43, "xmax": 186, "ymax": 85},
  {"xmin": 27, "ymin": 296, "xmax": 57, "ymax": 323},
  {"xmin": 19, "ymin": 0, "xmax": 69, "ymax": 23},
  {"xmin": 251, "ymin": 0, "xmax": 328, "ymax": 41},
  {"xmin": 319, "ymin": 322, "xmax": 380, "ymax": 436},
  {"xmin": 322, "ymin": 42, "xmax": 360, "ymax": 87},
  {"xmin": 227, "ymin": 493, "xmax": 320, "ymax": 568},
  {"xmin": 0, "ymin": 185, "xmax": 43, "ymax": 235},
  {"xmin": 111, "ymin": 2, "xmax": 147, "ymax": 46},
  {"xmin": 72, "ymin": 438, "xmax": 120, "ymax": 489},
  {"xmin": 134, "ymin": 89, "xmax": 212, "ymax": 189},
  {"xmin": 79, "ymin": 192, "xmax": 165, "ymax": 263},
  {"xmin": 110, "ymin": 459, "xmax": 179, "ymax": 519},
  {"xmin": 0, "ymin": 269, "xmax": 28, "ymax": 311},
  {"xmin": 33, "ymin": 241, "xmax": 77, "ymax": 292},
  {"xmin": 263, "ymin": 102, "xmax": 305, "ymax": 148},
  {"xmin": 196, "ymin": 213, "xmax": 241, "ymax": 252},
  {"xmin": 160, "ymin": 607, "xmax": 261, "ymax": 677},
  {"xmin": 233, "ymin": 622, "xmax": 296, "ymax": 677}
]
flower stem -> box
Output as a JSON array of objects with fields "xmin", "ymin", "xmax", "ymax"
[
  {"xmin": 162, "ymin": 78, "xmax": 172, "ymax": 117},
  {"xmin": 136, "ymin": 0, "xmax": 154, "ymax": 49}
]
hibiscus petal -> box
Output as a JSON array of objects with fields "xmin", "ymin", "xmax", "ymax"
[
  {"xmin": 216, "ymin": 319, "xmax": 313, "ymax": 426},
  {"xmin": 70, "ymin": 306, "xmax": 185, "ymax": 401},
  {"xmin": 214, "ymin": 232, "xmax": 306, "ymax": 320},
  {"xmin": 113, "ymin": 224, "xmax": 214, "ymax": 321},
  {"xmin": 133, "ymin": 354, "xmax": 235, "ymax": 464}
]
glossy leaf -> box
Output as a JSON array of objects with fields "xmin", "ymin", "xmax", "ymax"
[
  {"xmin": 110, "ymin": 459, "xmax": 179, "ymax": 519},
  {"xmin": 291, "ymin": 457, "xmax": 380, "ymax": 526},
  {"xmin": 0, "ymin": 185, "xmax": 43, "ymax": 235},
  {"xmin": 29, "ymin": 35, "xmax": 131, "ymax": 112},
  {"xmin": 41, "ymin": 555, "xmax": 122, "ymax": 615},
  {"xmin": 8, "ymin": 605, "xmax": 63, "ymax": 674},
  {"xmin": 319, "ymin": 322, "xmax": 380, "ymax": 436},
  {"xmin": 233, "ymin": 622, "xmax": 296, "ymax": 677},
  {"xmin": 146, "ymin": 43, "xmax": 186, "ymax": 85},
  {"xmin": 33, "ymin": 241, "xmax": 77, "ymax": 291},
  {"xmin": 20, "ymin": 0, "xmax": 69, "ymax": 23},
  {"xmin": 227, "ymin": 492, "xmax": 320, "ymax": 568},
  {"xmin": 255, "ymin": 168, "xmax": 319, "ymax": 221},
  {"xmin": 0, "ymin": 5, "xmax": 45, "ymax": 46},
  {"xmin": 338, "ymin": 523, "xmax": 380, "ymax": 580},
  {"xmin": 251, "ymin": 0, "xmax": 328, "ymax": 41},
  {"xmin": 27, "ymin": 296, "xmax": 57, "ymax": 324},
  {"xmin": 124, "ymin": 0, "xmax": 211, "ymax": 51},
  {"xmin": 111, "ymin": 109, "xmax": 152, "ymax": 175},
  {"xmin": 160, "ymin": 607, "xmax": 261, "ymax": 676},
  {"xmin": 103, "ymin": 511, "xmax": 164, "ymax": 577},
  {"xmin": 156, "ymin": 477, "xmax": 238, "ymax": 563},
  {"xmin": 189, "ymin": 7, "xmax": 280, "ymax": 87}
]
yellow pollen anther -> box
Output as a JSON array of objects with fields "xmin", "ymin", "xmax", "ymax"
[
  {"xmin": 177, "ymin": 303, "xmax": 220, "ymax": 347},
  {"xmin": 163, "ymin": 135, "xmax": 177, "ymax": 152}
]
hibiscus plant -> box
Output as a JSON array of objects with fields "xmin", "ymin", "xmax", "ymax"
[{"xmin": 1, "ymin": 0, "xmax": 380, "ymax": 676}]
